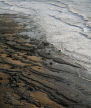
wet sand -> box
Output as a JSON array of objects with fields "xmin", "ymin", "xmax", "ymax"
[{"xmin": 0, "ymin": 14, "xmax": 91, "ymax": 108}]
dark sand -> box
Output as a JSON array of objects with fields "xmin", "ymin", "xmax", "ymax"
[{"xmin": 0, "ymin": 14, "xmax": 91, "ymax": 108}]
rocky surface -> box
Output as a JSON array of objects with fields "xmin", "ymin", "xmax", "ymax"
[{"xmin": 0, "ymin": 14, "xmax": 91, "ymax": 108}]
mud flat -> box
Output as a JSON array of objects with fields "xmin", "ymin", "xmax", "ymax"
[{"xmin": 0, "ymin": 14, "xmax": 91, "ymax": 108}]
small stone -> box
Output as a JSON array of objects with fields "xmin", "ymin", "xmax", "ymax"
[{"xmin": 50, "ymin": 62, "xmax": 53, "ymax": 65}]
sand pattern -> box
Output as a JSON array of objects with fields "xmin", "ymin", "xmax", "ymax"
[{"xmin": 0, "ymin": 14, "xmax": 91, "ymax": 108}]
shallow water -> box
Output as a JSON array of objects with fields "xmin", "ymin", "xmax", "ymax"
[{"xmin": 0, "ymin": 0, "xmax": 91, "ymax": 71}]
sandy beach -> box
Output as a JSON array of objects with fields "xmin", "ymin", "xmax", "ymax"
[{"xmin": 0, "ymin": 14, "xmax": 91, "ymax": 108}]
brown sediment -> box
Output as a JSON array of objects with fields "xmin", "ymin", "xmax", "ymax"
[
  {"xmin": 0, "ymin": 64, "xmax": 11, "ymax": 69},
  {"xmin": 6, "ymin": 57, "xmax": 26, "ymax": 66},
  {"xmin": 32, "ymin": 66, "xmax": 45, "ymax": 73},
  {"xmin": 0, "ymin": 72, "xmax": 9, "ymax": 84},
  {"xmin": 30, "ymin": 91, "xmax": 64, "ymax": 108},
  {"xmin": 0, "ymin": 90, "xmax": 13, "ymax": 108},
  {"xmin": 0, "ymin": 72, "xmax": 13, "ymax": 108}
]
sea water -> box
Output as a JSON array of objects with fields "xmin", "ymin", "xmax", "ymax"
[{"xmin": 0, "ymin": 0, "xmax": 91, "ymax": 71}]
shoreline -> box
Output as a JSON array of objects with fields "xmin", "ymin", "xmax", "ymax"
[{"xmin": 0, "ymin": 14, "xmax": 91, "ymax": 108}]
